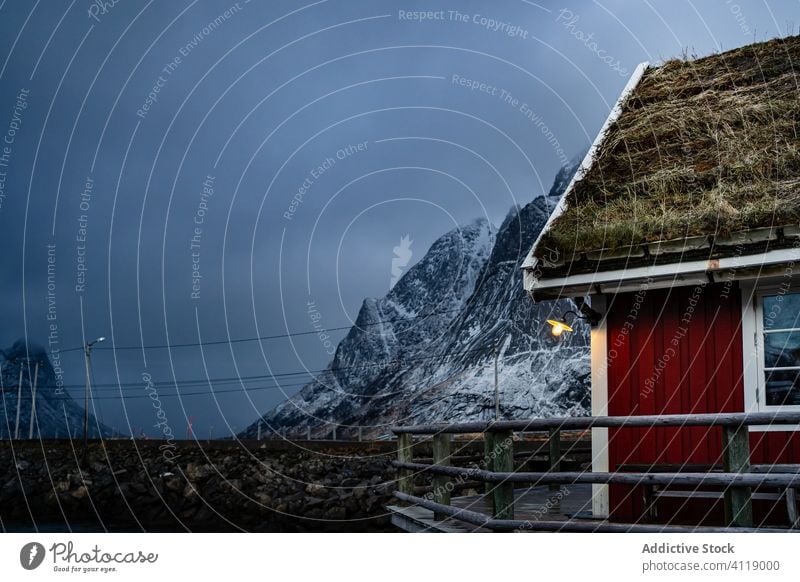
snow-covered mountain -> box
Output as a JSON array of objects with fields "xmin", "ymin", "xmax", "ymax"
[
  {"xmin": 0, "ymin": 340, "xmax": 112, "ymax": 439},
  {"xmin": 243, "ymin": 162, "xmax": 590, "ymax": 438}
]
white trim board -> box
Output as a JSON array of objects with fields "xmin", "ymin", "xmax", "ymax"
[
  {"xmin": 525, "ymin": 247, "xmax": 800, "ymax": 297},
  {"xmin": 590, "ymin": 295, "xmax": 610, "ymax": 518}
]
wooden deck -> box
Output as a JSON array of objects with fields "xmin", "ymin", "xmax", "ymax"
[{"xmin": 388, "ymin": 484, "xmax": 595, "ymax": 532}]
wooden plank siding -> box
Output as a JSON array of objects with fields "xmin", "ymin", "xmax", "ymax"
[{"xmin": 606, "ymin": 282, "xmax": 800, "ymax": 525}]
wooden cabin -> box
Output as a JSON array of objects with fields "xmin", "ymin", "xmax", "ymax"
[{"xmin": 522, "ymin": 35, "xmax": 800, "ymax": 526}]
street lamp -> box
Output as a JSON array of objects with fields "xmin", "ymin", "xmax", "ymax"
[{"xmin": 82, "ymin": 336, "xmax": 105, "ymax": 461}]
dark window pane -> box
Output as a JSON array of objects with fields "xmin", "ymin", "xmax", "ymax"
[
  {"xmin": 765, "ymin": 369, "xmax": 800, "ymax": 406},
  {"xmin": 764, "ymin": 331, "xmax": 800, "ymax": 368},
  {"xmin": 763, "ymin": 292, "xmax": 800, "ymax": 331}
]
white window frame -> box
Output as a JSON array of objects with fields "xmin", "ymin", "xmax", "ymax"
[{"xmin": 741, "ymin": 280, "xmax": 800, "ymax": 430}]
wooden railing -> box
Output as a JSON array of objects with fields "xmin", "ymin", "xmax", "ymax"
[{"xmin": 391, "ymin": 412, "xmax": 800, "ymax": 532}]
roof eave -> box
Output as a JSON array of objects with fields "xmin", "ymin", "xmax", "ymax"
[{"xmin": 525, "ymin": 247, "xmax": 800, "ymax": 299}]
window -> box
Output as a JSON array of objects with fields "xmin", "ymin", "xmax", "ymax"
[{"xmin": 756, "ymin": 289, "xmax": 800, "ymax": 408}]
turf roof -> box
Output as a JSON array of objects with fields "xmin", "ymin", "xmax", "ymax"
[{"xmin": 535, "ymin": 34, "xmax": 800, "ymax": 263}]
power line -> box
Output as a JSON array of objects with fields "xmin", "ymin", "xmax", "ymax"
[
  {"xmin": 5, "ymin": 344, "xmax": 497, "ymax": 398},
  {"xmin": 56, "ymin": 378, "xmax": 312, "ymax": 393},
  {"xmin": 56, "ymin": 296, "xmax": 524, "ymax": 353},
  {"xmin": 30, "ymin": 344, "xmax": 495, "ymax": 391},
  {"xmin": 50, "ymin": 376, "xmax": 309, "ymax": 391},
  {"xmin": 11, "ymin": 382, "xmax": 308, "ymax": 401},
  {"xmin": 6, "ymin": 292, "xmax": 532, "ymax": 405}
]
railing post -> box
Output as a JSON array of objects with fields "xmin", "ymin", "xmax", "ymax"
[
  {"xmin": 722, "ymin": 424, "xmax": 753, "ymax": 527},
  {"xmin": 492, "ymin": 429, "xmax": 515, "ymax": 521},
  {"xmin": 548, "ymin": 428, "xmax": 561, "ymax": 484},
  {"xmin": 483, "ymin": 431, "xmax": 495, "ymax": 497},
  {"xmin": 548, "ymin": 428, "xmax": 562, "ymax": 514},
  {"xmin": 785, "ymin": 488, "xmax": 798, "ymax": 529},
  {"xmin": 397, "ymin": 433, "xmax": 414, "ymax": 498},
  {"xmin": 432, "ymin": 433, "xmax": 452, "ymax": 521}
]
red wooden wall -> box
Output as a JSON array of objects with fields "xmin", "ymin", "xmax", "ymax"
[{"xmin": 605, "ymin": 282, "xmax": 800, "ymax": 525}]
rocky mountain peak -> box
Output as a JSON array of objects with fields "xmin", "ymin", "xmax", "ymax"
[{"xmin": 244, "ymin": 159, "xmax": 590, "ymax": 438}]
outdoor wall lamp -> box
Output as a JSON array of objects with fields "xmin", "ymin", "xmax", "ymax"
[
  {"xmin": 547, "ymin": 298, "xmax": 602, "ymax": 337},
  {"xmin": 546, "ymin": 317, "xmax": 574, "ymax": 337}
]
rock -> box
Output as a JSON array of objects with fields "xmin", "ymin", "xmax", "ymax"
[
  {"xmin": 70, "ymin": 486, "xmax": 88, "ymax": 500},
  {"xmin": 179, "ymin": 507, "xmax": 197, "ymax": 519},
  {"xmin": 129, "ymin": 482, "xmax": 147, "ymax": 494},
  {"xmin": 303, "ymin": 496, "xmax": 325, "ymax": 509},
  {"xmin": 304, "ymin": 483, "xmax": 327, "ymax": 497},
  {"xmin": 221, "ymin": 478, "xmax": 242, "ymax": 492},
  {"xmin": 0, "ymin": 479, "xmax": 21, "ymax": 503},
  {"xmin": 194, "ymin": 507, "xmax": 214, "ymax": 523},
  {"xmin": 324, "ymin": 506, "xmax": 346, "ymax": 520},
  {"xmin": 185, "ymin": 463, "xmax": 214, "ymax": 482},
  {"xmin": 344, "ymin": 496, "xmax": 360, "ymax": 514},
  {"xmin": 183, "ymin": 483, "xmax": 198, "ymax": 501}
]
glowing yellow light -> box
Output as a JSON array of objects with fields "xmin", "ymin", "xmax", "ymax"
[{"xmin": 547, "ymin": 319, "xmax": 573, "ymax": 337}]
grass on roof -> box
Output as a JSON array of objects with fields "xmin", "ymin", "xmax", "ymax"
[{"xmin": 537, "ymin": 34, "xmax": 800, "ymax": 259}]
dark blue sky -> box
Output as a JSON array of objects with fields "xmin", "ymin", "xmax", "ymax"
[{"xmin": 0, "ymin": 0, "xmax": 796, "ymax": 437}]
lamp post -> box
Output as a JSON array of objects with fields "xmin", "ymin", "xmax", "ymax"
[
  {"xmin": 494, "ymin": 343, "xmax": 500, "ymax": 421},
  {"xmin": 82, "ymin": 336, "xmax": 105, "ymax": 461}
]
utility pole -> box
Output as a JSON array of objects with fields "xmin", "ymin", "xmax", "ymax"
[
  {"xmin": 28, "ymin": 362, "xmax": 39, "ymax": 440},
  {"xmin": 82, "ymin": 337, "xmax": 105, "ymax": 462},
  {"xmin": 14, "ymin": 363, "xmax": 24, "ymax": 440}
]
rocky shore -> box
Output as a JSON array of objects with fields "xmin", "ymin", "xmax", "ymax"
[{"xmin": 0, "ymin": 440, "xmax": 398, "ymax": 532}]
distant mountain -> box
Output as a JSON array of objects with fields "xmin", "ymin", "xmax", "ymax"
[
  {"xmin": 0, "ymin": 340, "xmax": 112, "ymax": 439},
  {"xmin": 243, "ymin": 160, "xmax": 590, "ymax": 438}
]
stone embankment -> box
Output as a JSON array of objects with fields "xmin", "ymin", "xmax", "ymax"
[{"xmin": 0, "ymin": 440, "xmax": 397, "ymax": 532}]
